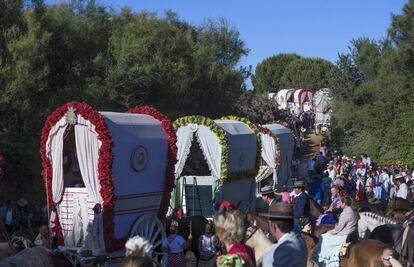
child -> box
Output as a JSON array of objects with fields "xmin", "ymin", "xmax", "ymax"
[{"xmin": 199, "ymin": 221, "xmax": 218, "ymax": 267}]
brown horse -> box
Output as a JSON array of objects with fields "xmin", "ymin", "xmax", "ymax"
[
  {"xmin": 388, "ymin": 197, "xmax": 413, "ymax": 211},
  {"xmin": 304, "ymin": 232, "xmax": 384, "ymax": 267}
]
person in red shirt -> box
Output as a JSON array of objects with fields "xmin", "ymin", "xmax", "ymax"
[{"xmin": 214, "ymin": 207, "xmax": 256, "ymax": 267}]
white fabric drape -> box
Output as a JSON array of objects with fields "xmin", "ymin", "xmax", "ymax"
[
  {"xmin": 46, "ymin": 116, "xmax": 67, "ymax": 204},
  {"xmin": 74, "ymin": 116, "xmax": 103, "ymax": 204},
  {"xmin": 196, "ymin": 125, "xmax": 221, "ymax": 178},
  {"xmin": 174, "ymin": 126, "xmax": 194, "ymax": 178},
  {"xmin": 260, "ymin": 133, "xmax": 277, "ymax": 183},
  {"xmin": 66, "ymin": 194, "xmax": 89, "ymax": 246}
]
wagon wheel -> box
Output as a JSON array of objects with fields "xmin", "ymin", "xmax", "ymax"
[
  {"xmin": 237, "ymin": 200, "xmax": 251, "ymax": 213},
  {"xmin": 129, "ymin": 214, "xmax": 167, "ymax": 267}
]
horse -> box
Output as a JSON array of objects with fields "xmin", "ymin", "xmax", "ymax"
[
  {"xmin": 369, "ymin": 224, "xmax": 414, "ymax": 266},
  {"xmin": 358, "ymin": 211, "xmax": 397, "ymax": 239},
  {"xmin": 305, "ymin": 232, "xmax": 384, "ymax": 267},
  {"xmin": 244, "ymin": 226, "xmax": 273, "ymax": 266},
  {"xmin": 387, "ymin": 197, "xmax": 413, "ymax": 211}
]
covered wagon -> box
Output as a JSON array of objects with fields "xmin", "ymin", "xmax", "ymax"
[
  {"xmin": 293, "ymin": 89, "xmax": 315, "ymax": 115},
  {"xmin": 275, "ymin": 89, "xmax": 295, "ymax": 111},
  {"xmin": 170, "ymin": 116, "xmax": 260, "ymax": 217},
  {"xmin": 255, "ymin": 124, "xmax": 294, "ymax": 192},
  {"xmin": 313, "ymin": 88, "xmax": 332, "ymax": 134},
  {"xmin": 40, "ymin": 102, "xmax": 176, "ymax": 264}
]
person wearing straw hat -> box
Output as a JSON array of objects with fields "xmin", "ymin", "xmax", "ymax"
[
  {"xmin": 290, "ymin": 179, "xmax": 310, "ymax": 233},
  {"xmin": 260, "ymin": 202, "xmax": 307, "ymax": 267},
  {"xmin": 395, "ymin": 174, "xmax": 409, "ymax": 199}
]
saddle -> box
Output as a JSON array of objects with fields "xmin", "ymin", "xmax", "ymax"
[{"xmin": 339, "ymin": 230, "xmax": 359, "ymax": 258}]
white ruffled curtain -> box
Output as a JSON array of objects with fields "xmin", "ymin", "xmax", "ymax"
[
  {"xmin": 260, "ymin": 133, "xmax": 277, "ymax": 184},
  {"xmin": 65, "ymin": 194, "xmax": 89, "ymax": 247},
  {"xmin": 46, "ymin": 116, "xmax": 68, "ymax": 204},
  {"xmin": 196, "ymin": 125, "xmax": 221, "ymax": 179},
  {"xmin": 174, "ymin": 126, "xmax": 194, "ymax": 178},
  {"xmin": 74, "ymin": 115, "xmax": 103, "ymax": 204}
]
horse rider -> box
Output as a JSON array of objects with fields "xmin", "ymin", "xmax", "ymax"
[
  {"xmin": 260, "ymin": 202, "xmax": 307, "ymax": 267},
  {"xmin": 260, "ymin": 185, "xmax": 276, "ymax": 206},
  {"xmin": 311, "ymin": 195, "xmax": 358, "ymax": 267},
  {"xmin": 291, "ymin": 179, "xmax": 310, "ymax": 233}
]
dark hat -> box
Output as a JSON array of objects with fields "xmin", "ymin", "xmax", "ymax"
[
  {"xmin": 260, "ymin": 185, "xmax": 274, "ymax": 195},
  {"xmin": 259, "ymin": 202, "xmax": 294, "ymax": 219},
  {"xmin": 289, "ymin": 179, "xmax": 306, "ymax": 188}
]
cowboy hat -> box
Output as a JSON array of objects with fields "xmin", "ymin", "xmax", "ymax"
[
  {"xmin": 394, "ymin": 174, "xmax": 405, "ymax": 181},
  {"xmin": 260, "ymin": 184, "xmax": 274, "ymax": 195},
  {"xmin": 259, "ymin": 202, "xmax": 294, "ymax": 219},
  {"xmin": 17, "ymin": 198, "xmax": 28, "ymax": 206},
  {"xmin": 289, "ymin": 179, "xmax": 306, "ymax": 188}
]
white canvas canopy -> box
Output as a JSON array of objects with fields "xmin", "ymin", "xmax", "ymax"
[
  {"xmin": 173, "ymin": 117, "xmax": 258, "ymax": 214},
  {"xmin": 276, "ymin": 89, "xmax": 295, "ymax": 110},
  {"xmin": 258, "ymin": 124, "xmax": 294, "ymax": 191},
  {"xmin": 42, "ymin": 103, "xmax": 170, "ymax": 252},
  {"xmin": 313, "ymin": 88, "xmax": 332, "ymax": 124},
  {"xmin": 293, "ymin": 89, "xmax": 315, "ymax": 115}
]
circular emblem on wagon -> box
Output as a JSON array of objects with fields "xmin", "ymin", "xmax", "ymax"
[{"xmin": 130, "ymin": 146, "xmax": 148, "ymax": 172}]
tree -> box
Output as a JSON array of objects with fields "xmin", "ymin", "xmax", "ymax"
[
  {"xmin": 280, "ymin": 57, "xmax": 334, "ymax": 89},
  {"xmin": 252, "ymin": 53, "xmax": 301, "ymax": 92},
  {"xmin": 233, "ymin": 92, "xmax": 286, "ymax": 124}
]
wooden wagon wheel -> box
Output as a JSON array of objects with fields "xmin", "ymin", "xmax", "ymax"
[
  {"xmin": 237, "ymin": 200, "xmax": 251, "ymax": 213},
  {"xmin": 129, "ymin": 214, "xmax": 167, "ymax": 267}
]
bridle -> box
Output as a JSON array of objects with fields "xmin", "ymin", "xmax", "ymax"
[{"xmin": 245, "ymin": 226, "xmax": 258, "ymax": 242}]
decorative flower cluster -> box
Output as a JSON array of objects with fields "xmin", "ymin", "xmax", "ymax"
[
  {"xmin": 127, "ymin": 106, "xmax": 177, "ymax": 222},
  {"xmin": 172, "ymin": 116, "xmax": 230, "ymax": 181}
]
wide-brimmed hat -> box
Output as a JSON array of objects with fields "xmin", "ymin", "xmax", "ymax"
[
  {"xmin": 394, "ymin": 174, "xmax": 405, "ymax": 181},
  {"xmin": 289, "ymin": 179, "xmax": 306, "ymax": 188},
  {"xmin": 260, "ymin": 185, "xmax": 274, "ymax": 195},
  {"xmin": 259, "ymin": 202, "xmax": 294, "ymax": 219},
  {"xmin": 17, "ymin": 198, "xmax": 28, "ymax": 206}
]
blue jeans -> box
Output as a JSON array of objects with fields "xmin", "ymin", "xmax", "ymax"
[
  {"xmin": 381, "ymin": 187, "xmax": 389, "ymax": 208},
  {"xmin": 294, "ymin": 219, "xmax": 302, "ymax": 233}
]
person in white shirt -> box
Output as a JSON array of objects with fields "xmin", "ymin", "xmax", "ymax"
[
  {"xmin": 380, "ymin": 169, "xmax": 391, "ymax": 206},
  {"xmin": 395, "ymin": 174, "xmax": 409, "ymax": 199}
]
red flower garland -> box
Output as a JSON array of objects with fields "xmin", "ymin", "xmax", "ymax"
[
  {"xmin": 40, "ymin": 102, "xmax": 122, "ymax": 251},
  {"xmin": 127, "ymin": 106, "xmax": 177, "ymax": 222}
]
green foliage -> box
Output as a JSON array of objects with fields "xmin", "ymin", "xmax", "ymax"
[
  {"xmin": 252, "ymin": 53, "xmax": 301, "ymax": 93},
  {"xmin": 280, "ymin": 57, "xmax": 334, "ymax": 89},
  {"xmin": 0, "ymin": 1, "xmax": 249, "ymax": 202},
  {"xmin": 330, "ymin": 0, "xmax": 414, "ymax": 165}
]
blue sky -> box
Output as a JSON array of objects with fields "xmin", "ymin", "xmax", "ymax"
[{"xmin": 48, "ymin": 0, "xmax": 408, "ymax": 88}]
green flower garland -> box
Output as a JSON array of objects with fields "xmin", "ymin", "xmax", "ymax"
[
  {"xmin": 173, "ymin": 116, "xmax": 230, "ymax": 181},
  {"xmin": 219, "ymin": 116, "xmax": 262, "ymax": 180}
]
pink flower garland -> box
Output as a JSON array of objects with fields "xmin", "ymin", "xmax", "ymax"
[
  {"xmin": 40, "ymin": 102, "xmax": 122, "ymax": 251},
  {"xmin": 127, "ymin": 106, "xmax": 177, "ymax": 222}
]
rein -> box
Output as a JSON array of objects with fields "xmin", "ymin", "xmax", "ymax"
[{"xmin": 245, "ymin": 226, "xmax": 258, "ymax": 242}]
